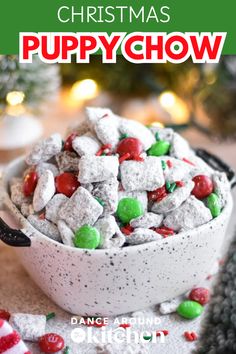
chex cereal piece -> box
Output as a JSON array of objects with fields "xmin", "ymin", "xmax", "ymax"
[
  {"xmin": 10, "ymin": 179, "xmax": 30, "ymax": 206},
  {"xmin": 45, "ymin": 194, "xmax": 68, "ymax": 224},
  {"xmin": 95, "ymin": 115, "xmax": 120, "ymax": 149},
  {"xmin": 59, "ymin": 187, "xmax": 103, "ymax": 231},
  {"xmin": 162, "ymin": 157, "xmax": 192, "ymax": 183},
  {"xmin": 120, "ymin": 157, "xmax": 164, "ymax": 191},
  {"xmin": 188, "ymin": 155, "xmax": 214, "ymax": 178},
  {"xmin": 36, "ymin": 162, "xmax": 59, "ymax": 177},
  {"xmin": 66, "ymin": 119, "xmax": 90, "ymax": 136},
  {"xmin": 164, "ymin": 196, "xmax": 212, "ymax": 231},
  {"xmin": 119, "ymin": 118, "xmax": 155, "ymax": 150},
  {"xmin": 78, "ymin": 155, "xmax": 119, "ymax": 183},
  {"xmin": 159, "ymin": 295, "xmax": 184, "ymax": 315},
  {"xmin": 25, "ymin": 133, "xmax": 62, "ymax": 165},
  {"xmin": 212, "ymin": 172, "xmax": 230, "ymax": 208},
  {"xmin": 125, "ymin": 228, "xmax": 162, "ymax": 245},
  {"xmin": 33, "ymin": 170, "xmax": 55, "ymax": 212},
  {"xmin": 151, "ymin": 180, "xmax": 194, "ymax": 214},
  {"xmin": 0, "ymin": 319, "xmax": 30, "ymax": 354},
  {"xmin": 81, "ymin": 183, "xmax": 94, "ymax": 193},
  {"xmin": 21, "ymin": 203, "xmax": 34, "ymax": 218},
  {"xmin": 86, "ymin": 107, "xmax": 113, "ymax": 129},
  {"xmin": 10, "ymin": 313, "xmax": 46, "ymax": 341},
  {"xmin": 55, "ymin": 151, "xmax": 80, "ymax": 172},
  {"xmin": 149, "ymin": 127, "xmax": 174, "ymax": 142},
  {"xmin": 28, "ymin": 215, "xmax": 61, "ymax": 241},
  {"xmin": 130, "ymin": 212, "xmax": 163, "ymax": 228},
  {"xmin": 118, "ymin": 190, "xmax": 148, "ymax": 210},
  {"xmin": 95, "ymin": 215, "xmax": 125, "ymax": 248},
  {"xmin": 92, "ymin": 178, "xmax": 119, "ymax": 214},
  {"xmin": 72, "ymin": 134, "xmax": 101, "ymax": 156},
  {"xmin": 57, "ymin": 220, "xmax": 74, "ymax": 247},
  {"xmin": 169, "ymin": 132, "xmax": 191, "ymax": 159}
]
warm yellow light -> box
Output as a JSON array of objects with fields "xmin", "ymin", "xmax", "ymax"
[
  {"xmin": 71, "ymin": 79, "xmax": 99, "ymax": 101},
  {"xmin": 159, "ymin": 91, "xmax": 176, "ymax": 109},
  {"xmin": 6, "ymin": 91, "xmax": 25, "ymax": 106},
  {"xmin": 150, "ymin": 121, "xmax": 165, "ymax": 128},
  {"xmin": 158, "ymin": 91, "xmax": 189, "ymax": 124}
]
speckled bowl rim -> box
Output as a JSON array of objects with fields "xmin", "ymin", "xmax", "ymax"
[{"xmin": 0, "ymin": 155, "xmax": 233, "ymax": 255}]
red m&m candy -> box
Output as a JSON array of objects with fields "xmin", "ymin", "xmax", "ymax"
[
  {"xmin": 116, "ymin": 138, "xmax": 143, "ymax": 161},
  {"xmin": 23, "ymin": 171, "xmax": 38, "ymax": 197},
  {"xmin": 55, "ymin": 173, "xmax": 80, "ymax": 197},
  {"xmin": 64, "ymin": 133, "xmax": 77, "ymax": 152},
  {"xmin": 189, "ymin": 287, "xmax": 210, "ymax": 305},
  {"xmin": 191, "ymin": 175, "xmax": 213, "ymax": 199},
  {"xmin": 39, "ymin": 333, "xmax": 64, "ymax": 353}
]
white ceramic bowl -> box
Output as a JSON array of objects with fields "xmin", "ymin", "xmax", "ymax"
[{"xmin": 0, "ymin": 156, "xmax": 233, "ymax": 316}]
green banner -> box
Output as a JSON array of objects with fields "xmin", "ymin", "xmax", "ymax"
[{"xmin": 0, "ymin": 0, "xmax": 236, "ymax": 55}]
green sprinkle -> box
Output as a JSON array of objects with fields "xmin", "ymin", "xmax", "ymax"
[
  {"xmin": 165, "ymin": 181, "xmax": 171, "ymax": 191},
  {"xmin": 101, "ymin": 152, "xmax": 106, "ymax": 156},
  {"xmin": 143, "ymin": 335, "xmax": 152, "ymax": 341},
  {"xmin": 95, "ymin": 197, "xmax": 105, "ymax": 206},
  {"xmin": 155, "ymin": 132, "xmax": 160, "ymax": 141},
  {"xmin": 46, "ymin": 312, "xmax": 55, "ymax": 321},
  {"xmin": 169, "ymin": 182, "xmax": 177, "ymax": 193},
  {"xmin": 119, "ymin": 134, "xmax": 128, "ymax": 141},
  {"xmin": 64, "ymin": 347, "xmax": 70, "ymax": 354},
  {"xmin": 161, "ymin": 160, "xmax": 167, "ymax": 170}
]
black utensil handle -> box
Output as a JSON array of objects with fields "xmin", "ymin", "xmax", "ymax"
[
  {"xmin": 195, "ymin": 148, "xmax": 236, "ymax": 189},
  {"xmin": 0, "ymin": 217, "xmax": 31, "ymax": 247}
]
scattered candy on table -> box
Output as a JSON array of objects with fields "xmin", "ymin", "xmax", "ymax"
[
  {"xmin": 177, "ymin": 300, "xmax": 204, "ymax": 319},
  {"xmin": 184, "ymin": 331, "xmax": 198, "ymax": 342},
  {"xmin": 38, "ymin": 333, "xmax": 65, "ymax": 353},
  {"xmin": 188, "ymin": 288, "xmax": 210, "ymax": 306}
]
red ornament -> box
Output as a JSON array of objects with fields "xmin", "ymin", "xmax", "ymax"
[
  {"xmin": 39, "ymin": 333, "xmax": 64, "ymax": 353},
  {"xmin": 64, "ymin": 133, "xmax": 77, "ymax": 152},
  {"xmin": 23, "ymin": 171, "xmax": 38, "ymax": 197},
  {"xmin": 189, "ymin": 287, "xmax": 210, "ymax": 305},
  {"xmin": 116, "ymin": 138, "xmax": 143, "ymax": 162},
  {"xmin": 148, "ymin": 186, "xmax": 167, "ymax": 202},
  {"xmin": 0, "ymin": 309, "xmax": 10, "ymax": 321},
  {"xmin": 55, "ymin": 173, "xmax": 80, "ymax": 197},
  {"xmin": 191, "ymin": 175, "xmax": 213, "ymax": 199}
]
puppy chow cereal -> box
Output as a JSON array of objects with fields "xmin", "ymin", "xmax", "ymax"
[{"xmin": 9, "ymin": 107, "xmax": 231, "ymax": 249}]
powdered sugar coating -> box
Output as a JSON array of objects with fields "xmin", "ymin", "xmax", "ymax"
[
  {"xmin": 56, "ymin": 151, "xmax": 80, "ymax": 172},
  {"xmin": 57, "ymin": 220, "xmax": 74, "ymax": 247},
  {"xmin": 79, "ymin": 155, "xmax": 119, "ymax": 183},
  {"xmin": 95, "ymin": 215, "xmax": 125, "ymax": 249},
  {"xmin": 125, "ymin": 228, "xmax": 162, "ymax": 245},
  {"xmin": 10, "ymin": 313, "xmax": 46, "ymax": 341},
  {"xmin": 151, "ymin": 180, "xmax": 194, "ymax": 214},
  {"xmin": 120, "ymin": 157, "xmax": 164, "ymax": 191},
  {"xmin": 130, "ymin": 212, "xmax": 163, "ymax": 228},
  {"xmin": 26, "ymin": 133, "xmax": 62, "ymax": 165},
  {"xmin": 59, "ymin": 187, "xmax": 103, "ymax": 231},
  {"xmin": 33, "ymin": 170, "xmax": 55, "ymax": 212},
  {"xmin": 213, "ymin": 172, "xmax": 230, "ymax": 208},
  {"xmin": 45, "ymin": 194, "xmax": 68, "ymax": 224},
  {"xmin": 119, "ymin": 118, "xmax": 155, "ymax": 150},
  {"xmin": 72, "ymin": 134, "xmax": 101, "ymax": 156},
  {"xmin": 92, "ymin": 178, "xmax": 119, "ymax": 214},
  {"xmin": 164, "ymin": 196, "xmax": 213, "ymax": 231},
  {"xmin": 36, "ymin": 162, "xmax": 59, "ymax": 177},
  {"xmin": 28, "ymin": 215, "xmax": 61, "ymax": 241}
]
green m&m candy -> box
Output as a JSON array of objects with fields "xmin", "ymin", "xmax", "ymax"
[
  {"xmin": 147, "ymin": 140, "xmax": 170, "ymax": 157},
  {"xmin": 207, "ymin": 193, "xmax": 221, "ymax": 217},
  {"xmin": 177, "ymin": 300, "xmax": 203, "ymax": 319},
  {"xmin": 73, "ymin": 225, "xmax": 100, "ymax": 249},
  {"xmin": 117, "ymin": 197, "xmax": 144, "ymax": 224}
]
